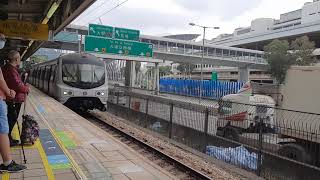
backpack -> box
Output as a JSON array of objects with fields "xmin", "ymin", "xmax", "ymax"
[{"xmin": 21, "ymin": 115, "xmax": 40, "ymax": 145}]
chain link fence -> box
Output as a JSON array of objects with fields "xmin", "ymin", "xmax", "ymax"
[{"xmin": 107, "ymin": 86, "xmax": 320, "ymax": 180}]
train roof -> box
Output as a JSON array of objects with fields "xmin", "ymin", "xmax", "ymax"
[{"xmin": 31, "ymin": 53, "xmax": 104, "ymax": 67}]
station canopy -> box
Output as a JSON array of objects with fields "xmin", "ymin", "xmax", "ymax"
[{"xmin": 0, "ymin": 0, "xmax": 96, "ymax": 62}]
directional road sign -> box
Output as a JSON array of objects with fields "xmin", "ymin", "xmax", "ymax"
[
  {"xmin": 114, "ymin": 27, "xmax": 140, "ymax": 41},
  {"xmin": 85, "ymin": 35, "xmax": 153, "ymax": 57},
  {"xmin": 89, "ymin": 24, "xmax": 113, "ymax": 38}
]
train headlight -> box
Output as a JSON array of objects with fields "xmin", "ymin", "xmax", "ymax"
[
  {"xmin": 96, "ymin": 91, "xmax": 105, "ymax": 96},
  {"xmin": 63, "ymin": 90, "xmax": 73, "ymax": 96}
]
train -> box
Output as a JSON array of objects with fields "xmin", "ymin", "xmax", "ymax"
[{"xmin": 29, "ymin": 53, "xmax": 108, "ymax": 112}]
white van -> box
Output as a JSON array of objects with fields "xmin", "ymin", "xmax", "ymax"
[{"xmin": 217, "ymin": 81, "xmax": 276, "ymax": 139}]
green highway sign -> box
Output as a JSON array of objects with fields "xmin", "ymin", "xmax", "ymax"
[
  {"xmin": 84, "ymin": 35, "xmax": 153, "ymax": 57},
  {"xmin": 89, "ymin": 24, "xmax": 113, "ymax": 38},
  {"xmin": 115, "ymin": 27, "xmax": 140, "ymax": 41}
]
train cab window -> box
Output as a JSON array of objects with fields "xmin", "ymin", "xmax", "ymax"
[{"xmin": 62, "ymin": 62, "xmax": 105, "ymax": 89}]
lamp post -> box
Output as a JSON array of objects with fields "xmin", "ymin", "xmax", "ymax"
[{"xmin": 189, "ymin": 23, "xmax": 219, "ymax": 103}]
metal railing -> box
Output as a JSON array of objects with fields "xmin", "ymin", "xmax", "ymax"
[
  {"xmin": 107, "ymin": 87, "xmax": 320, "ymax": 180},
  {"xmin": 140, "ymin": 36, "xmax": 267, "ymax": 65},
  {"xmin": 53, "ymin": 30, "xmax": 267, "ymax": 65}
]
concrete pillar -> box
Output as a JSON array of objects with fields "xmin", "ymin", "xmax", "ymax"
[
  {"xmin": 238, "ymin": 66, "xmax": 249, "ymax": 82},
  {"xmin": 124, "ymin": 61, "xmax": 136, "ymax": 87},
  {"xmin": 131, "ymin": 61, "xmax": 136, "ymax": 87},
  {"xmin": 154, "ymin": 63, "xmax": 160, "ymax": 95}
]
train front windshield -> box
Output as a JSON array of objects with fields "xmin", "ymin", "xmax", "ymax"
[{"xmin": 62, "ymin": 63, "xmax": 105, "ymax": 89}]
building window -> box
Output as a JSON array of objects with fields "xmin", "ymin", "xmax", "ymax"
[{"xmin": 250, "ymin": 71, "xmax": 265, "ymax": 75}]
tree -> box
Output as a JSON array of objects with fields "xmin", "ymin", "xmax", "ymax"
[
  {"xmin": 30, "ymin": 55, "xmax": 48, "ymax": 64},
  {"xmin": 177, "ymin": 63, "xmax": 196, "ymax": 77},
  {"xmin": 291, "ymin": 36, "xmax": 316, "ymax": 66},
  {"xmin": 264, "ymin": 39, "xmax": 293, "ymax": 84}
]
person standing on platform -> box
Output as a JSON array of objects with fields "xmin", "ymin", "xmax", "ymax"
[
  {"xmin": 2, "ymin": 50, "xmax": 29, "ymax": 146},
  {"xmin": 0, "ymin": 33, "xmax": 27, "ymax": 172}
]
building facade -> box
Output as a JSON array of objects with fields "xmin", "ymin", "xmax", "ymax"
[
  {"xmin": 192, "ymin": 0, "xmax": 320, "ymax": 83},
  {"xmin": 211, "ymin": 0, "xmax": 320, "ymax": 43}
]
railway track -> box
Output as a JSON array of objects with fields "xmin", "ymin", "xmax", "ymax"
[{"xmin": 84, "ymin": 113, "xmax": 213, "ymax": 180}]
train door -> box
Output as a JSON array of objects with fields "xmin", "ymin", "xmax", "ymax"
[
  {"xmin": 49, "ymin": 65, "xmax": 56, "ymax": 97},
  {"xmin": 31, "ymin": 69, "xmax": 36, "ymax": 85},
  {"xmin": 36, "ymin": 67, "xmax": 41, "ymax": 88},
  {"xmin": 46, "ymin": 66, "xmax": 52, "ymax": 94},
  {"xmin": 39, "ymin": 67, "xmax": 43, "ymax": 90},
  {"xmin": 44, "ymin": 66, "xmax": 50, "ymax": 93},
  {"xmin": 29, "ymin": 69, "xmax": 34, "ymax": 85},
  {"xmin": 41, "ymin": 67, "xmax": 46, "ymax": 90}
]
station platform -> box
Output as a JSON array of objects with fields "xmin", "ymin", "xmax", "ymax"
[{"xmin": 0, "ymin": 87, "xmax": 176, "ymax": 180}]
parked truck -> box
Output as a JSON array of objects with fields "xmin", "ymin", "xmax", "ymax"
[{"xmin": 217, "ymin": 66, "xmax": 320, "ymax": 165}]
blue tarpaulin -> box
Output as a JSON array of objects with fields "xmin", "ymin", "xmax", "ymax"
[
  {"xmin": 206, "ymin": 145, "xmax": 259, "ymax": 170},
  {"xmin": 160, "ymin": 79, "xmax": 244, "ymax": 100}
]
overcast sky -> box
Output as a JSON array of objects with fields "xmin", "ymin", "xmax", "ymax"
[{"xmin": 73, "ymin": 0, "xmax": 308, "ymax": 40}]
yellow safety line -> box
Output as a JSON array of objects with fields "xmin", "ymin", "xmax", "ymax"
[
  {"xmin": 35, "ymin": 140, "xmax": 55, "ymax": 180},
  {"xmin": 1, "ymin": 173, "xmax": 9, "ymax": 180},
  {"xmin": 10, "ymin": 144, "xmax": 37, "ymax": 150},
  {"xmin": 29, "ymin": 94, "xmax": 87, "ymax": 180}
]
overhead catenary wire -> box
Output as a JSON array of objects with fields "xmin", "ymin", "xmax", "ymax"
[
  {"xmin": 81, "ymin": 0, "xmax": 113, "ymax": 18},
  {"xmin": 84, "ymin": 0, "xmax": 129, "ymax": 25}
]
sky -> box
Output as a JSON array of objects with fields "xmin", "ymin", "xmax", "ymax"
[{"xmin": 73, "ymin": 0, "xmax": 308, "ymax": 40}]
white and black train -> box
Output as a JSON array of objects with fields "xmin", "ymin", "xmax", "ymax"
[{"xmin": 29, "ymin": 53, "xmax": 108, "ymax": 111}]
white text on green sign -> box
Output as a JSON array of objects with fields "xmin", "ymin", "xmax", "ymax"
[
  {"xmin": 89, "ymin": 24, "xmax": 113, "ymax": 38},
  {"xmin": 84, "ymin": 35, "xmax": 153, "ymax": 57},
  {"xmin": 114, "ymin": 27, "xmax": 140, "ymax": 41}
]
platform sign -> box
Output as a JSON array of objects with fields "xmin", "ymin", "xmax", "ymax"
[
  {"xmin": 114, "ymin": 27, "xmax": 140, "ymax": 41},
  {"xmin": 85, "ymin": 35, "xmax": 153, "ymax": 57},
  {"xmin": 88, "ymin": 24, "xmax": 113, "ymax": 38},
  {"xmin": 0, "ymin": 20, "xmax": 48, "ymax": 40}
]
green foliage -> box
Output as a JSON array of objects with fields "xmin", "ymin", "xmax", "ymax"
[
  {"xmin": 290, "ymin": 36, "xmax": 316, "ymax": 66},
  {"xmin": 177, "ymin": 63, "xmax": 196, "ymax": 74},
  {"xmin": 159, "ymin": 66, "xmax": 171, "ymax": 75},
  {"xmin": 264, "ymin": 36, "xmax": 316, "ymax": 84},
  {"xmin": 264, "ymin": 39, "xmax": 292, "ymax": 84},
  {"xmin": 22, "ymin": 55, "xmax": 48, "ymax": 72},
  {"xmin": 30, "ymin": 55, "xmax": 48, "ymax": 64}
]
